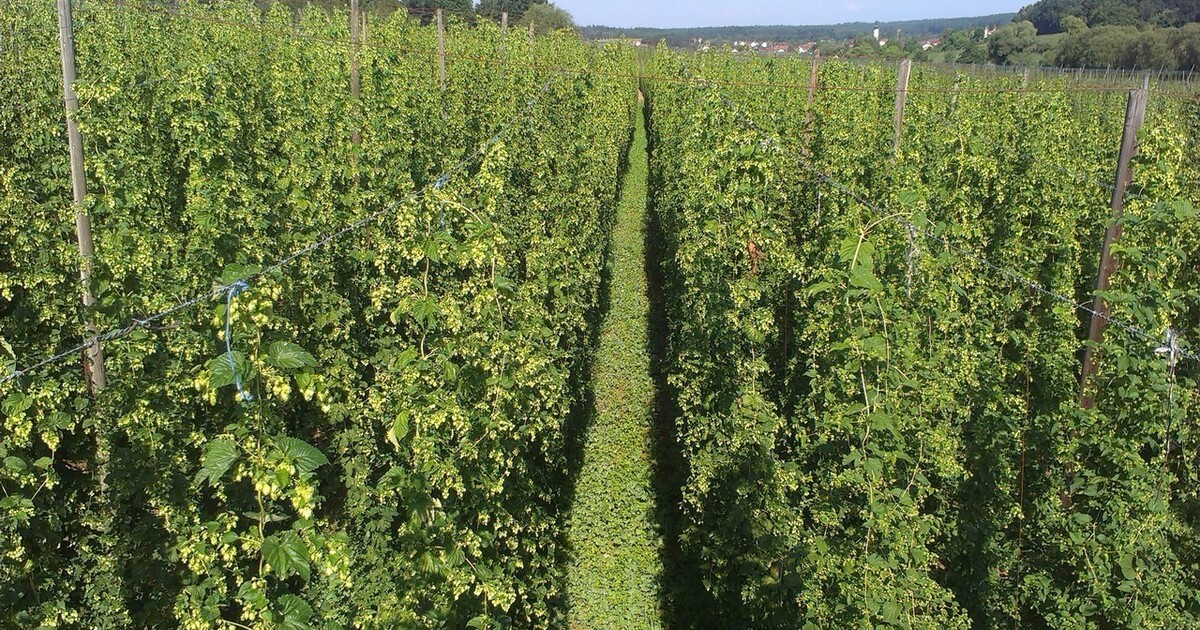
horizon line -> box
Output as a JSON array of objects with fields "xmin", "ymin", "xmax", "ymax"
[{"xmin": 578, "ymin": 12, "xmax": 1016, "ymax": 32}]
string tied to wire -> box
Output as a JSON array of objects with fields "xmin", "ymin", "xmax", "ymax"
[
  {"xmin": 905, "ymin": 222, "xmax": 918, "ymax": 299},
  {"xmin": 1156, "ymin": 328, "xmax": 1181, "ymax": 459},
  {"xmin": 224, "ymin": 280, "xmax": 252, "ymax": 402},
  {"xmin": 432, "ymin": 174, "xmax": 451, "ymax": 230},
  {"xmin": 1156, "ymin": 328, "xmax": 1181, "ymax": 372}
]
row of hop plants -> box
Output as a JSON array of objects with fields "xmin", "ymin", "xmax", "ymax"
[
  {"xmin": 0, "ymin": 1, "xmax": 636, "ymax": 627},
  {"xmin": 645, "ymin": 45, "xmax": 1200, "ymax": 627}
]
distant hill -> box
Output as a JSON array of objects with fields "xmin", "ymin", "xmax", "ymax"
[
  {"xmin": 1011, "ymin": 0, "xmax": 1200, "ymax": 70},
  {"xmin": 1016, "ymin": 0, "xmax": 1200, "ymax": 34},
  {"xmin": 579, "ymin": 14, "xmax": 1016, "ymax": 47}
]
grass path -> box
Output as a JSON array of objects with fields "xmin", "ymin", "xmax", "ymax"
[{"xmin": 567, "ymin": 97, "xmax": 662, "ymax": 628}]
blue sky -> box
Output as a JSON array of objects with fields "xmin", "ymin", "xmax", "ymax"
[{"xmin": 555, "ymin": 1, "xmax": 1031, "ymax": 29}]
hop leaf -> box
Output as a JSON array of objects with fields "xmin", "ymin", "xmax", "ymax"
[
  {"xmin": 267, "ymin": 342, "xmax": 318, "ymax": 370},
  {"xmin": 196, "ymin": 438, "xmax": 239, "ymax": 487},
  {"xmin": 262, "ymin": 531, "xmax": 311, "ymax": 581},
  {"xmin": 273, "ymin": 436, "xmax": 328, "ymax": 475},
  {"xmin": 387, "ymin": 412, "xmax": 410, "ymax": 450},
  {"xmin": 276, "ymin": 594, "xmax": 314, "ymax": 630},
  {"xmin": 206, "ymin": 352, "xmax": 249, "ymax": 389}
]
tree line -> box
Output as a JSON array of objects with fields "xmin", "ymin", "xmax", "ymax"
[
  {"xmin": 999, "ymin": 0, "xmax": 1200, "ymax": 70},
  {"xmin": 978, "ymin": 19, "xmax": 1200, "ymax": 70},
  {"xmin": 227, "ymin": 0, "xmax": 576, "ymax": 33},
  {"xmin": 1016, "ymin": 0, "xmax": 1200, "ymax": 34}
]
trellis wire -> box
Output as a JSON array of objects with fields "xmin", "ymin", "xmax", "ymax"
[
  {"xmin": 687, "ymin": 72, "xmax": 1199, "ymax": 366},
  {"xmin": 1, "ymin": 77, "xmax": 555, "ymax": 386}
]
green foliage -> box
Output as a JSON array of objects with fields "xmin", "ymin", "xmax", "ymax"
[
  {"xmin": 262, "ymin": 531, "xmax": 312, "ymax": 581},
  {"xmin": 476, "ymin": 0, "xmax": 546, "ymax": 22},
  {"xmin": 0, "ymin": 0, "xmax": 636, "ymax": 626},
  {"xmin": 197, "ymin": 438, "xmax": 240, "ymax": 486},
  {"xmin": 645, "ymin": 46, "xmax": 1200, "ymax": 627},
  {"xmin": 266, "ymin": 342, "xmax": 319, "ymax": 370},
  {"xmin": 956, "ymin": 42, "xmax": 990, "ymax": 64},
  {"xmin": 1063, "ymin": 14, "xmax": 1089, "ymax": 34},
  {"xmin": 1017, "ymin": 0, "xmax": 1200, "ymax": 68},
  {"xmin": 405, "ymin": 0, "xmax": 474, "ymax": 16},
  {"xmin": 580, "ymin": 15, "xmax": 1017, "ymax": 49},
  {"xmin": 1017, "ymin": 0, "xmax": 1200, "ymax": 33},
  {"xmin": 519, "ymin": 3, "xmax": 574, "ymax": 35},
  {"xmin": 988, "ymin": 20, "xmax": 1040, "ymax": 64},
  {"xmin": 1057, "ymin": 24, "xmax": 1200, "ymax": 70}
]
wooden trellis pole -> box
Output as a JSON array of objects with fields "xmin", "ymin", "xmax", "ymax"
[
  {"xmin": 350, "ymin": 0, "xmax": 361, "ymax": 146},
  {"xmin": 892, "ymin": 59, "xmax": 911, "ymax": 155},
  {"xmin": 1080, "ymin": 86, "xmax": 1149, "ymax": 408},
  {"xmin": 436, "ymin": 8, "xmax": 446, "ymax": 91},
  {"xmin": 805, "ymin": 50, "xmax": 820, "ymax": 130},
  {"xmin": 56, "ymin": 0, "xmax": 105, "ymax": 392}
]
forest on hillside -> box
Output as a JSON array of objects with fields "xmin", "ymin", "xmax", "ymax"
[
  {"xmin": 1008, "ymin": 0, "xmax": 1200, "ymax": 70},
  {"xmin": 1016, "ymin": 0, "xmax": 1200, "ymax": 34}
]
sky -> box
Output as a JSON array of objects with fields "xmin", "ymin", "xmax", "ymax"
[{"xmin": 554, "ymin": 1, "xmax": 1032, "ymax": 29}]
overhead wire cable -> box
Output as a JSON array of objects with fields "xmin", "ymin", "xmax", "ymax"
[
  {"xmin": 675, "ymin": 67, "xmax": 1199, "ymax": 364},
  {"xmin": 1, "ymin": 76, "xmax": 556, "ymax": 386},
  {"xmin": 76, "ymin": 0, "xmax": 1191, "ymax": 97}
]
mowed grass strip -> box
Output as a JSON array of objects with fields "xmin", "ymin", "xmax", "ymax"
[{"xmin": 567, "ymin": 99, "xmax": 662, "ymax": 629}]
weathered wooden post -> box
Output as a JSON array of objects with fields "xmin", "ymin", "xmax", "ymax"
[
  {"xmin": 892, "ymin": 59, "xmax": 911, "ymax": 155},
  {"xmin": 436, "ymin": 8, "xmax": 446, "ymax": 91},
  {"xmin": 56, "ymin": 0, "xmax": 105, "ymax": 392},
  {"xmin": 1080, "ymin": 86, "xmax": 1149, "ymax": 407},
  {"xmin": 805, "ymin": 50, "xmax": 820, "ymax": 128},
  {"xmin": 351, "ymin": 0, "xmax": 361, "ymax": 146}
]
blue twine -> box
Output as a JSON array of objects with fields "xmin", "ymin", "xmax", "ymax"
[
  {"xmin": 224, "ymin": 280, "xmax": 252, "ymax": 402},
  {"xmin": 433, "ymin": 175, "xmax": 451, "ymax": 230}
]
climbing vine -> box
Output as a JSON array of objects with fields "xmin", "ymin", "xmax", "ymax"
[
  {"xmin": 645, "ymin": 46, "xmax": 1200, "ymax": 627},
  {"xmin": 0, "ymin": 1, "xmax": 635, "ymax": 626}
]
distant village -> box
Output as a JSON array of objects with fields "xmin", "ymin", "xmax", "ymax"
[
  {"xmin": 697, "ymin": 22, "xmax": 1000, "ymax": 56},
  {"xmin": 594, "ymin": 21, "xmax": 1007, "ymax": 64}
]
